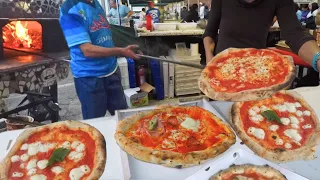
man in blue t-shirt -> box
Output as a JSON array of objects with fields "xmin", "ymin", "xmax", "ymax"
[
  {"xmin": 146, "ymin": 1, "xmax": 160, "ymax": 23},
  {"xmin": 59, "ymin": 0, "xmax": 139, "ymax": 119}
]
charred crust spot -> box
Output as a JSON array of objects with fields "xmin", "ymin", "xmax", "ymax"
[
  {"xmin": 162, "ymin": 155, "xmax": 169, "ymax": 161},
  {"xmin": 175, "ymin": 165, "xmax": 183, "ymax": 169},
  {"xmin": 272, "ymin": 135, "xmax": 277, "ymax": 140},
  {"xmin": 274, "ymin": 148, "xmax": 285, "ymax": 152}
]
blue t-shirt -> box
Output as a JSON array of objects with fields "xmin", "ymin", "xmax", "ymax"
[
  {"xmin": 108, "ymin": 5, "xmax": 130, "ymax": 18},
  {"xmin": 146, "ymin": 8, "xmax": 160, "ymax": 23},
  {"xmin": 60, "ymin": 0, "xmax": 117, "ymax": 78}
]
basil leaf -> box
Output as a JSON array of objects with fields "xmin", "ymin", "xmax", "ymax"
[
  {"xmin": 148, "ymin": 118, "xmax": 158, "ymax": 131},
  {"xmin": 261, "ymin": 110, "xmax": 282, "ymax": 124},
  {"xmin": 47, "ymin": 148, "xmax": 70, "ymax": 167}
]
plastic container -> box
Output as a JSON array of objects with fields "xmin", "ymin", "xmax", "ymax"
[
  {"xmin": 150, "ymin": 60, "xmax": 164, "ymax": 100},
  {"xmin": 177, "ymin": 23, "xmax": 198, "ymax": 30},
  {"xmin": 126, "ymin": 58, "xmax": 137, "ymax": 88},
  {"xmin": 117, "ymin": 57, "xmax": 130, "ymax": 89},
  {"xmin": 146, "ymin": 14, "xmax": 153, "ymax": 31},
  {"xmin": 153, "ymin": 23, "xmax": 177, "ymax": 31}
]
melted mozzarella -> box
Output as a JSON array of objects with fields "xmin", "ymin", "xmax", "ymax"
[
  {"xmin": 69, "ymin": 165, "xmax": 91, "ymax": 180},
  {"xmin": 280, "ymin": 118, "xmax": 290, "ymax": 125},
  {"xmin": 28, "ymin": 142, "xmax": 41, "ymax": 156},
  {"xmin": 285, "ymin": 143, "xmax": 292, "ymax": 149},
  {"xmin": 294, "ymin": 102, "xmax": 302, "ymax": 108},
  {"xmin": 286, "ymin": 103, "xmax": 296, "ymax": 113},
  {"xmin": 75, "ymin": 143, "xmax": 85, "ymax": 152},
  {"xmin": 289, "ymin": 116, "xmax": 299, "ymax": 125},
  {"xmin": 278, "ymin": 105, "xmax": 288, "ymax": 112},
  {"xmin": 61, "ymin": 141, "xmax": 71, "ymax": 149},
  {"xmin": 249, "ymin": 114, "xmax": 264, "ymax": 123},
  {"xmin": 11, "ymin": 155, "xmax": 20, "ymax": 162},
  {"xmin": 20, "ymin": 154, "xmax": 29, "ymax": 162},
  {"xmin": 161, "ymin": 139, "xmax": 176, "ymax": 149},
  {"xmin": 247, "ymin": 127, "xmax": 265, "ymax": 139},
  {"xmin": 12, "ymin": 172, "xmax": 24, "ymax": 177},
  {"xmin": 296, "ymin": 111, "xmax": 303, "ymax": 117},
  {"xmin": 26, "ymin": 159, "xmax": 37, "ymax": 170},
  {"xmin": 27, "ymin": 168, "xmax": 37, "ymax": 176},
  {"xmin": 275, "ymin": 138, "xmax": 284, "ymax": 145},
  {"xmin": 260, "ymin": 105, "xmax": 269, "ymax": 112},
  {"xmin": 20, "ymin": 144, "xmax": 29, "ymax": 151},
  {"xmin": 303, "ymin": 111, "xmax": 311, "ymax": 116},
  {"xmin": 30, "ymin": 174, "xmax": 47, "ymax": 180},
  {"xmin": 251, "ymin": 106, "xmax": 260, "ymax": 113},
  {"xmin": 248, "ymin": 109, "xmax": 257, "ymax": 116},
  {"xmin": 180, "ymin": 117, "xmax": 200, "ymax": 132},
  {"xmin": 284, "ymin": 129, "xmax": 302, "ymax": 142},
  {"xmin": 269, "ymin": 125, "xmax": 279, "ymax": 132},
  {"xmin": 71, "ymin": 141, "xmax": 81, "ymax": 149},
  {"xmin": 302, "ymin": 124, "xmax": 312, "ymax": 129},
  {"xmin": 20, "ymin": 163, "xmax": 25, "ymax": 169},
  {"xmin": 291, "ymin": 124, "xmax": 299, "ymax": 129},
  {"xmin": 39, "ymin": 143, "xmax": 55, "ymax": 153},
  {"xmin": 51, "ymin": 166, "xmax": 64, "ymax": 175},
  {"xmin": 68, "ymin": 151, "xmax": 84, "ymax": 162},
  {"xmin": 37, "ymin": 160, "xmax": 48, "ymax": 170},
  {"xmin": 171, "ymin": 131, "xmax": 188, "ymax": 141}
]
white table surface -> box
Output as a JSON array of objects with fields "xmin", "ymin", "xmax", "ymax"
[
  {"xmin": 0, "ymin": 116, "xmax": 125, "ymax": 180},
  {"xmin": 211, "ymin": 86, "xmax": 320, "ymax": 180}
]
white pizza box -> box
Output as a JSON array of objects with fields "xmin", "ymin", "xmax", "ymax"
[
  {"xmin": 186, "ymin": 147, "xmax": 308, "ymax": 180},
  {"xmin": 116, "ymin": 99, "xmax": 243, "ymax": 180},
  {"xmin": 210, "ymin": 86, "xmax": 320, "ymax": 180},
  {"xmin": 0, "ymin": 117, "xmax": 125, "ymax": 180}
]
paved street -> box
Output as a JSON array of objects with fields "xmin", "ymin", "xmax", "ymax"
[{"xmin": 4, "ymin": 71, "xmax": 83, "ymax": 121}]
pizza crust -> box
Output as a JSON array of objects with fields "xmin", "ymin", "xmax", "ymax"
[
  {"xmin": 199, "ymin": 48, "xmax": 296, "ymax": 101},
  {"xmin": 115, "ymin": 106, "xmax": 236, "ymax": 168},
  {"xmin": 231, "ymin": 91, "xmax": 320, "ymax": 162},
  {"xmin": 0, "ymin": 120, "xmax": 106, "ymax": 179},
  {"xmin": 210, "ymin": 164, "xmax": 287, "ymax": 180}
]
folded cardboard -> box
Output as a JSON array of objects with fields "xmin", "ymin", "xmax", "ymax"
[{"xmin": 124, "ymin": 82, "xmax": 154, "ymax": 108}]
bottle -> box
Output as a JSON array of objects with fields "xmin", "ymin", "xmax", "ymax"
[
  {"xmin": 137, "ymin": 65, "xmax": 146, "ymax": 86},
  {"xmin": 146, "ymin": 14, "xmax": 153, "ymax": 31}
]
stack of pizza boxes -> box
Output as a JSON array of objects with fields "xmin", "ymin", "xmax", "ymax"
[{"xmin": 169, "ymin": 49, "xmax": 202, "ymax": 96}]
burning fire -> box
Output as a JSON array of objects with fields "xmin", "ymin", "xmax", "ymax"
[{"xmin": 3, "ymin": 21, "xmax": 42, "ymax": 50}]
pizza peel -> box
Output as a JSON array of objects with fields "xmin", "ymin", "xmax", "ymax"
[{"xmin": 138, "ymin": 55, "xmax": 206, "ymax": 69}]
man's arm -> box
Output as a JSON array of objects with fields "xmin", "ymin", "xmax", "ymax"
[
  {"xmin": 276, "ymin": 0, "xmax": 320, "ymax": 70},
  {"xmin": 59, "ymin": 13, "xmax": 139, "ymax": 59},
  {"xmin": 203, "ymin": 0, "xmax": 222, "ymax": 64}
]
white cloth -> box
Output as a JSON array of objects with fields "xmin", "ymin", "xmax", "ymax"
[
  {"xmin": 307, "ymin": 9, "xmax": 319, "ymax": 18},
  {"xmin": 199, "ymin": 6, "xmax": 205, "ymax": 19},
  {"xmin": 139, "ymin": 11, "xmax": 146, "ymax": 21}
]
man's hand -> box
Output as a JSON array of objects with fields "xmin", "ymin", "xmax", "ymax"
[{"xmin": 121, "ymin": 45, "xmax": 141, "ymax": 59}]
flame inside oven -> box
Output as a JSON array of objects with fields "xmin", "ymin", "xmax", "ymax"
[{"xmin": 2, "ymin": 21, "xmax": 42, "ymax": 50}]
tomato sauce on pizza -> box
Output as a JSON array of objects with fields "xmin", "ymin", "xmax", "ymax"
[
  {"xmin": 240, "ymin": 92, "xmax": 315, "ymax": 150},
  {"xmin": 7, "ymin": 127, "xmax": 96, "ymax": 180},
  {"xmin": 125, "ymin": 106, "xmax": 232, "ymax": 153},
  {"xmin": 207, "ymin": 49, "xmax": 292, "ymax": 93}
]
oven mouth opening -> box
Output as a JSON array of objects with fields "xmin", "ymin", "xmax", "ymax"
[{"xmin": 3, "ymin": 21, "xmax": 42, "ymax": 51}]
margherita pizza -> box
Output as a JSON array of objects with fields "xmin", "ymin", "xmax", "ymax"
[
  {"xmin": 199, "ymin": 48, "xmax": 296, "ymax": 101},
  {"xmin": 211, "ymin": 164, "xmax": 287, "ymax": 180},
  {"xmin": 0, "ymin": 121, "xmax": 106, "ymax": 180},
  {"xmin": 231, "ymin": 91, "xmax": 320, "ymax": 162},
  {"xmin": 115, "ymin": 106, "xmax": 236, "ymax": 168}
]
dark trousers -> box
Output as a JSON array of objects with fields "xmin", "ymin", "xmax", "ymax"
[{"xmin": 74, "ymin": 68, "xmax": 127, "ymax": 120}]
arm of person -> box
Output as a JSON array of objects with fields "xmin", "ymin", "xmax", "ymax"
[
  {"xmin": 203, "ymin": 0, "xmax": 222, "ymax": 64},
  {"xmin": 276, "ymin": 0, "xmax": 320, "ymax": 71},
  {"xmin": 59, "ymin": 13, "xmax": 139, "ymax": 59},
  {"xmin": 107, "ymin": 9, "xmax": 113, "ymax": 17}
]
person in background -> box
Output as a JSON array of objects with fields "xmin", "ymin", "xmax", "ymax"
[
  {"xmin": 139, "ymin": 8, "xmax": 146, "ymax": 21},
  {"xmin": 185, "ymin": 4, "xmax": 199, "ymax": 22},
  {"xmin": 146, "ymin": 1, "xmax": 161, "ymax": 23},
  {"xmin": 204, "ymin": 5, "xmax": 209, "ymax": 19},
  {"xmin": 59, "ymin": 0, "xmax": 140, "ymax": 119},
  {"xmin": 204, "ymin": 0, "xmax": 320, "ymax": 87},
  {"xmin": 199, "ymin": 2, "xmax": 205, "ymax": 19},
  {"xmin": 180, "ymin": 7, "xmax": 188, "ymax": 21},
  {"xmin": 107, "ymin": 0, "xmax": 133, "ymax": 18},
  {"xmin": 305, "ymin": 3, "xmax": 319, "ymax": 29},
  {"xmin": 295, "ymin": 3, "xmax": 302, "ymax": 21},
  {"xmin": 300, "ymin": 4, "xmax": 310, "ymax": 24},
  {"xmin": 308, "ymin": 3, "xmax": 319, "ymax": 17}
]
